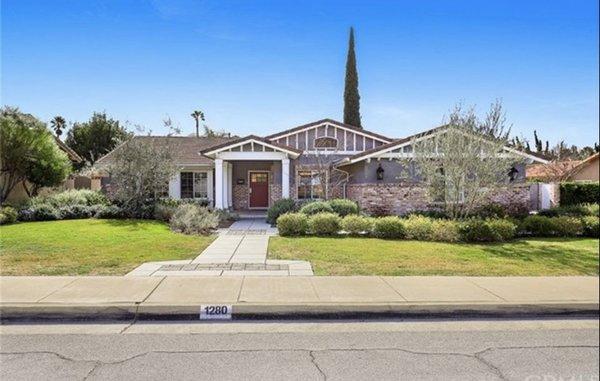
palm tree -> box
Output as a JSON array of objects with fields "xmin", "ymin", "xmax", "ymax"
[
  {"xmin": 190, "ymin": 110, "xmax": 205, "ymax": 137},
  {"xmin": 50, "ymin": 115, "xmax": 66, "ymax": 137}
]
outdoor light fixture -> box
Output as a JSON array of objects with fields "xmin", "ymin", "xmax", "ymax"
[
  {"xmin": 508, "ymin": 166, "xmax": 518, "ymax": 182},
  {"xmin": 376, "ymin": 164, "xmax": 384, "ymax": 180}
]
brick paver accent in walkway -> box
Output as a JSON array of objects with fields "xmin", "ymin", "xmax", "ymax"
[{"xmin": 126, "ymin": 218, "xmax": 313, "ymax": 277}]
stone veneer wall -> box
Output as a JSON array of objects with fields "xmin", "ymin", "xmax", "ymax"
[
  {"xmin": 269, "ymin": 184, "xmax": 282, "ymax": 206},
  {"xmin": 232, "ymin": 184, "xmax": 249, "ymax": 210},
  {"xmin": 348, "ymin": 183, "xmax": 532, "ymax": 216}
]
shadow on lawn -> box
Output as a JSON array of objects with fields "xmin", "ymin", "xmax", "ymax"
[{"xmin": 479, "ymin": 239, "xmax": 599, "ymax": 275}]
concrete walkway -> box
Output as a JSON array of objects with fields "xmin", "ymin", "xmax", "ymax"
[
  {"xmin": 1, "ymin": 276, "xmax": 598, "ymax": 320},
  {"xmin": 126, "ymin": 218, "xmax": 313, "ymax": 277}
]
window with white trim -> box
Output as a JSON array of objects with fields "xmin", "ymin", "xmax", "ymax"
[
  {"xmin": 297, "ymin": 170, "xmax": 325, "ymax": 200},
  {"xmin": 180, "ymin": 171, "xmax": 209, "ymax": 199}
]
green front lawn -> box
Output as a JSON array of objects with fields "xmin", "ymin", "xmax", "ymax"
[
  {"xmin": 0, "ymin": 219, "xmax": 215, "ymax": 275},
  {"xmin": 268, "ymin": 237, "xmax": 599, "ymax": 276}
]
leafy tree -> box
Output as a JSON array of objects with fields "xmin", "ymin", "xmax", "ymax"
[
  {"xmin": 106, "ymin": 123, "xmax": 178, "ymax": 217},
  {"xmin": 403, "ymin": 102, "xmax": 520, "ymax": 219},
  {"xmin": 343, "ymin": 27, "xmax": 362, "ymax": 128},
  {"xmin": 65, "ymin": 112, "xmax": 131, "ymax": 167},
  {"xmin": 0, "ymin": 107, "xmax": 71, "ymax": 202},
  {"xmin": 50, "ymin": 116, "xmax": 66, "ymax": 137}
]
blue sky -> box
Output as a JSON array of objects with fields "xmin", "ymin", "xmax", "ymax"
[{"xmin": 2, "ymin": 0, "xmax": 598, "ymax": 146}]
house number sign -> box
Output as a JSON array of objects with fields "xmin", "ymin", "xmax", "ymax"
[{"xmin": 200, "ymin": 305, "xmax": 232, "ymax": 320}]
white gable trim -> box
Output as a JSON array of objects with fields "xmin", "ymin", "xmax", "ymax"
[
  {"xmin": 337, "ymin": 129, "xmax": 549, "ymax": 166},
  {"xmin": 202, "ymin": 137, "xmax": 301, "ymax": 158},
  {"xmin": 268, "ymin": 121, "xmax": 392, "ymax": 144}
]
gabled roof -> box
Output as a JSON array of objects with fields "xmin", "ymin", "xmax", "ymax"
[
  {"xmin": 335, "ymin": 125, "xmax": 549, "ymax": 166},
  {"xmin": 95, "ymin": 135, "xmax": 237, "ymax": 167},
  {"xmin": 54, "ymin": 136, "xmax": 83, "ymax": 163},
  {"xmin": 265, "ymin": 118, "xmax": 393, "ymax": 143},
  {"xmin": 201, "ymin": 135, "xmax": 303, "ymax": 158}
]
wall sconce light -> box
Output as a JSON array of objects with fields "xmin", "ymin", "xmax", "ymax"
[{"xmin": 376, "ymin": 164, "xmax": 384, "ymax": 181}]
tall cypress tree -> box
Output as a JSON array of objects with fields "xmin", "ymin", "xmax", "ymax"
[{"xmin": 343, "ymin": 27, "xmax": 362, "ymax": 128}]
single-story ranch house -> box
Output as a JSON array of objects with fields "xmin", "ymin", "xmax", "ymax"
[{"xmin": 96, "ymin": 119, "xmax": 548, "ymax": 215}]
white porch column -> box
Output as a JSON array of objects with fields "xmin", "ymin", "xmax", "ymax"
[
  {"xmin": 227, "ymin": 162, "xmax": 233, "ymax": 208},
  {"xmin": 281, "ymin": 158, "xmax": 290, "ymax": 198},
  {"xmin": 215, "ymin": 159, "xmax": 224, "ymax": 209},
  {"xmin": 168, "ymin": 172, "xmax": 181, "ymax": 199}
]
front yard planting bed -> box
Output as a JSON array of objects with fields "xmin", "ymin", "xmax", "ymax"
[
  {"xmin": 0, "ymin": 219, "xmax": 215, "ymax": 275},
  {"xmin": 268, "ymin": 237, "xmax": 599, "ymax": 276}
]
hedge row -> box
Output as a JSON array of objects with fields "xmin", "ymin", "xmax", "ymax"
[
  {"xmin": 560, "ymin": 182, "xmax": 599, "ymax": 206},
  {"xmin": 266, "ymin": 198, "xmax": 358, "ymax": 224},
  {"xmin": 276, "ymin": 213, "xmax": 600, "ymax": 241}
]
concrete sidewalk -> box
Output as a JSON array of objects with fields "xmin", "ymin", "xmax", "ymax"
[{"xmin": 1, "ymin": 276, "xmax": 598, "ymax": 320}]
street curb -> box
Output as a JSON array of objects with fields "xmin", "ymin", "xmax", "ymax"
[{"xmin": 1, "ymin": 302, "xmax": 598, "ymax": 322}]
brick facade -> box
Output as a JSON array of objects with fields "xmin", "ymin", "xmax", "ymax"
[
  {"xmin": 348, "ymin": 183, "xmax": 532, "ymax": 216},
  {"xmin": 347, "ymin": 183, "xmax": 430, "ymax": 215}
]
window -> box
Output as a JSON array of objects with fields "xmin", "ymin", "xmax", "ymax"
[
  {"xmin": 297, "ymin": 170, "xmax": 325, "ymax": 199},
  {"xmin": 314, "ymin": 137, "xmax": 338, "ymax": 150},
  {"xmin": 180, "ymin": 172, "xmax": 209, "ymax": 199}
]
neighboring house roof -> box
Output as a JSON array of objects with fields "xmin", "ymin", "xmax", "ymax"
[
  {"xmin": 526, "ymin": 153, "xmax": 599, "ymax": 181},
  {"xmin": 526, "ymin": 160, "xmax": 581, "ymax": 181},
  {"xmin": 265, "ymin": 118, "xmax": 393, "ymax": 143},
  {"xmin": 335, "ymin": 125, "xmax": 549, "ymax": 167},
  {"xmin": 565, "ymin": 153, "xmax": 599, "ymax": 180},
  {"xmin": 95, "ymin": 135, "xmax": 237, "ymax": 167},
  {"xmin": 54, "ymin": 136, "xmax": 83, "ymax": 163},
  {"xmin": 201, "ymin": 135, "xmax": 303, "ymax": 158}
]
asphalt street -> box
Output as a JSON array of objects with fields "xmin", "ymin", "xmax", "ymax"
[{"xmin": 1, "ymin": 318, "xmax": 598, "ymax": 380}]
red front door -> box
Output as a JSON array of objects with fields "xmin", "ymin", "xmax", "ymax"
[{"xmin": 249, "ymin": 172, "xmax": 269, "ymax": 208}]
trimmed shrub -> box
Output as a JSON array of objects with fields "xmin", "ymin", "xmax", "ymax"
[
  {"xmin": 407, "ymin": 209, "xmax": 448, "ymax": 219},
  {"xmin": 169, "ymin": 204, "xmax": 219, "ymax": 235},
  {"xmin": 94, "ymin": 205, "xmax": 125, "ymax": 219},
  {"xmin": 29, "ymin": 189, "xmax": 109, "ymax": 208},
  {"xmin": 550, "ymin": 216, "xmax": 583, "ymax": 237},
  {"xmin": 308, "ymin": 213, "xmax": 341, "ymax": 236},
  {"xmin": 540, "ymin": 203, "xmax": 599, "ymax": 218},
  {"xmin": 276, "ymin": 213, "xmax": 308, "ymax": 236},
  {"xmin": 341, "ymin": 215, "xmax": 374, "ymax": 236},
  {"xmin": 58, "ymin": 205, "xmax": 95, "ymax": 219},
  {"xmin": 459, "ymin": 219, "xmax": 496, "ymax": 242},
  {"xmin": 0, "ymin": 206, "xmax": 18, "ymax": 225},
  {"xmin": 328, "ymin": 199, "xmax": 359, "ymax": 217},
  {"xmin": 519, "ymin": 215, "xmax": 555, "ymax": 236},
  {"xmin": 299, "ymin": 201, "xmax": 334, "ymax": 216},
  {"xmin": 459, "ymin": 219, "xmax": 516, "ymax": 242},
  {"xmin": 472, "ymin": 203, "xmax": 506, "ymax": 219},
  {"xmin": 267, "ymin": 198, "xmax": 296, "ymax": 224},
  {"xmin": 154, "ymin": 202, "xmax": 177, "ymax": 222},
  {"xmin": 430, "ymin": 219, "xmax": 461, "ymax": 242},
  {"xmin": 581, "ymin": 216, "xmax": 600, "ymax": 238},
  {"xmin": 372, "ymin": 216, "xmax": 405, "ymax": 239},
  {"xmin": 31, "ymin": 204, "xmax": 60, "ymax": 221},
  {"xmin": 520, "ymin": 215, "xmax": 583, "ymax": 237},
  {"xmin": 560, "ymin": 182, "xmax": 599, "ymax": 206},
  {"xmin": 403, "ymin": 215, "xmax": 434, "ymax": 240},
  {"xmin": 486, "ymin": 219, "xmax": 517, "ymax": 241}
]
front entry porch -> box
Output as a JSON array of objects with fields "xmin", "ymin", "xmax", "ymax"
[{"xmin": 202, "ymin": 135, "xmax": 301, "ymax": 210}]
